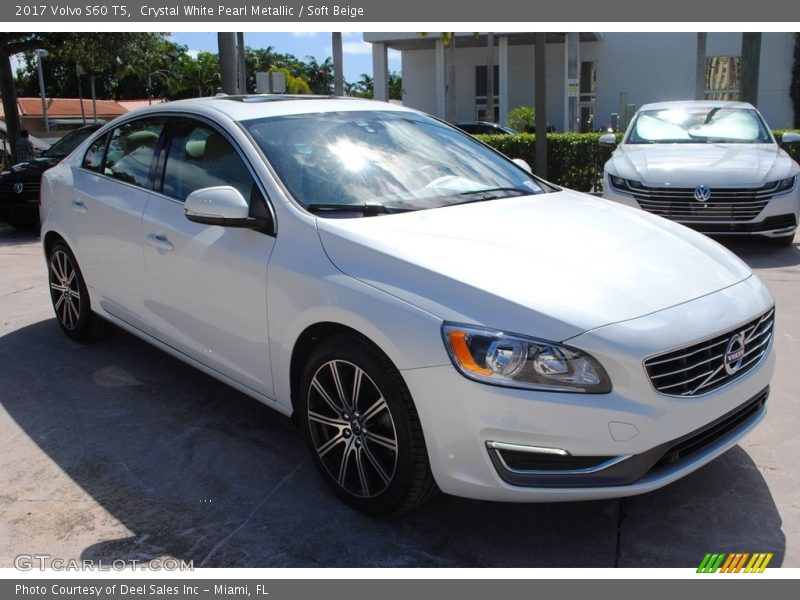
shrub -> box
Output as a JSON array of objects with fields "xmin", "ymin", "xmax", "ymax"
[
  {"xmin": 506, "ymin": 106, "xmax": 535, "ymax": 133},
  {"xmin": 477, "ymin": 130, "xmax": 798, "ymax": 192}
]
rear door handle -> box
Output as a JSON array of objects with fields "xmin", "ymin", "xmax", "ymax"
[
  {"xmin": 146, "ymin": 233, "xmax": 174, "ymax": 252},
  {"xmin": 70, "ymin": 200, "xmax": 87, "ymax": 214}
]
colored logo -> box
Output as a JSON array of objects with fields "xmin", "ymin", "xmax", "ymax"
[
  {"xmin": 693, "ymin": 184, "xmax": 711, "ymax": 202},
  {"xmin": 697, "ymin": 552, "xmax": 773, "ymax": 573},
  {"xmin": 723, "ymin": 332, "xmax": 746, "ymax": 375}
]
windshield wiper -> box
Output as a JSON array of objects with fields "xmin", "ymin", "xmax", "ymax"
[
  {"xmin": 305, "ymin": 202, "xmax": 412, "ymax": 216},
  {"xmin": 447, "ymin": 187, "xmax": 531, "ymax": 206}
]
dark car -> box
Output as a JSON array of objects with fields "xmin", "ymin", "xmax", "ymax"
[
  {"xmin": 453, "ymin": 121, "xmax": 517, "ymax": 135},
  {"xmin": 0, "ymin": 124, "xmax": 102, "ymax": 229}
]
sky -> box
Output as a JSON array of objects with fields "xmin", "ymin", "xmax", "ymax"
[{"xmin": 169, "ymin": 32, "xmax": 402, "ymax": 83}]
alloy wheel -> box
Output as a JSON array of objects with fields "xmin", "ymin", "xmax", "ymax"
[
  {"xmin": 49, "ymin": 249, "xmax": 81, "ymax": 331},
  {"xmin": 307, "ymin": 359, "xmax": 398, "ymax": 498}
]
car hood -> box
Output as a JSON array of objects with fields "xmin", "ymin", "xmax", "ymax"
[
  {"xmin": 609, "ymin": 143, "xmax": 797, "ymax": 187},
  {"xmin": 0, "ymin": 157, "xmax": 59, "ymax": 181},
  {"xmin": 316, "ymin": 191, "xmax": 752, "ymax": 341}
]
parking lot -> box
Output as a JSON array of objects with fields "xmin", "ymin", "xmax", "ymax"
[{"xmin": 1, "ymin": 223, "xmax": 798, "ymax": 569}]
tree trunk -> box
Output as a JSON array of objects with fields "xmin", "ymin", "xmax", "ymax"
[
  {"xmin": 77, "ymin": 66, "xmax": 86, "ymax": 125},
  {"xmin": 218, "ymin": 32, "xmax": 238, "ymax": 95},
  {"xmin": 695, "ymin": 33, "xmax": 707, "ymax": 100},
  {"xmin": 90, "ymin": 75, "xmax": 97, "ymax": 124},
  {"xmin": 237, "ymin": 32, "xmax": 246, "ymax": 94},
  {"xmin": 446, "ymin": 34, "xmax": 457, "ymax": 122},
  {"xmin": 740, "ymin": 33, "xmax": 762, "ymax": 105},
  {"xmin": 332, "ymin": 32, "xmax": 344, "ymax": 96},
  {"xmin": 485, "ymin": 33, "xmax": 495, "ymax": 123},
  {"xmin": 0, "ymin": 52, "xmax": 21, "ymax": 163}
]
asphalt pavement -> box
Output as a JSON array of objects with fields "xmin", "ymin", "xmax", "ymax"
[{"xmin": 0, "ymin": 224, "xmax": 797, "ymax": 568}]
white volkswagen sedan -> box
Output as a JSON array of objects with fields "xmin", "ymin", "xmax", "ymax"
[
  {"xmin": 601, "ymin": 100, "xmax": 800, "ymax": 246},
  {"xmin": 40, "ymin": 97, "xmax": 774, "ymax": 514}
]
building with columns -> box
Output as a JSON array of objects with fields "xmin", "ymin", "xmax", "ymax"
[{"xmin": 364, "ymin": 32, "xmax": 797, "ymax": 131}]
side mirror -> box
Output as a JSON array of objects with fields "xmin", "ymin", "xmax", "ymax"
[
  {"xmin": 184, "ymin": 186, "xmax": 265, "ymax": 229},
  {"xmin": 780, "ymin": 131, "xmax": 800, "ymax": 145},
  {"xmin": 512, "ymin": 158, "xmax": 533, "ymax": 174},
  {"xmin": 598, "ymin": 133, "xmax": 617, "ymax": 148}
]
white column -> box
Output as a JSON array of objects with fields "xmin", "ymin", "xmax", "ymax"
[
  {"xmin": 564, "ymin": 32, "xmax": 580, "ymax": 132},
  {"xmin": 499, "ymin": 36, "xmax": 509, "ymax": 126},
  {"xmin": 372, "ymin": 42, "xmax": 389, "ymax": 101},
  {"xmin": 435, "ymin": 39, "xmax": 446, "ymax": 118}
]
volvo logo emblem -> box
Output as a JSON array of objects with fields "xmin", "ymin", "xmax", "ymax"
[
  {"xmin": 13, "ymin": 183, "xmax": 24, "ymax": 194},
  {"xmin": 723, "ymin": 332, "xmax": 746, "ymax": 375},
  {"xmin": 693, "ymin": 184, "xmax": 711, "ymax": 202}
]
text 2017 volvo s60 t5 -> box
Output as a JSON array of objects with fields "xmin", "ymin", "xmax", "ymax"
[{"xmin": 40, "ymin": 96, "xmax": 775, "ymax": 514}]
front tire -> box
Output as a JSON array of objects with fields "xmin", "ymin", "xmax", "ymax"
[
  {"xmin": 299, "ymin": 333, "xmax": 438, "ymax": 515},
  {"xmin": 47, "ymin": 242, "xmax": 108, "ymax": 342}
]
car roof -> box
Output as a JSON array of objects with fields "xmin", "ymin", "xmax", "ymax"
[
  {"xmin": 637, "ymin": 100, "xmax": 756, "ymax": 112},
  {"xmin": 121, "ymin": 95, "xmax": 417, "ymax": 122}
]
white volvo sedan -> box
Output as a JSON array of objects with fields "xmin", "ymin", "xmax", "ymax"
[
  {"xmin": 40, "ymin": 97, "xmax": 774, "ymax": 514},
  {"xmin": 601, "ymin": 100, "xmax": 800, "ymax": 246}
]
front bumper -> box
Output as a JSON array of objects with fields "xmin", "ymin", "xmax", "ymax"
[
  {"xmin": 603, "ymin": 176, "xmax": 800, "ymax": 238},
  {"xmin": 402, "ymin": 276, "xmax": 774, "ymax": 502}
]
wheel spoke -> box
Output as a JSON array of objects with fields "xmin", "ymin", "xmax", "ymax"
[
  {"xmin": 50, "ymin": 256, "xmax": 65, "ymax": 285},
  {"xmin": 351, "ymin": 366, "xmax": 364, "ymax": 412},
  {"xmin": 58, "ymin": 253, "xmax": 69, "ymax": 284},
  {"xmin": 308, "ymin": 410, "xmax": 347, "ymax": 429},
  {"xmin": 365, "ymin": 430, "xmax": 398, "ymax": 453},
  {"xmin": 316, "ymin": 432, "xmax": 346, "ymax": 458},
  {"xmin": 360, "ymin": 444, "xmax": 391, "ymax": 485},
  {"xmin": 329, "ymin": 361, "xmax": 351, "ymax": 411},
  {"xmin": 360, "ymin": 396, "xmax": 388, "ymax": 423},
  {"xmin": 54, "ymin": 292, "xmax": 67, "ymax": 311},
  {"xmin": 354, "ymin": 446, "xmax": 371, "ymax": 497},
  {"xmin": 68, "ymin": 289, "xmax": 81, "ymax": 300},
  {"xmin": 337, "ymin": 438, "xmax": 355, "ymax": 485},
  {"xmin": 50, "ymin": 282, "xmax": 67, "ymax": 293},
  {"xmin": 60, "ymin": 301, "xmax": 71, "ymax": 328},
  {"xmin": 311, "ymin": 377, "xmax": 345, "ymax": 415}
]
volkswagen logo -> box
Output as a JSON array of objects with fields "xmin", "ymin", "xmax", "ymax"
[
  {"xmin": 693, "ymin": 184, "xmax": 711, "ymax": 202},
  {"xmin": 723, "ymin": 332, "xmax": 746, "ymax": 375},
  {"xmin": 13, "ymin": 183, "xmax": 24, "ymax": 194}
]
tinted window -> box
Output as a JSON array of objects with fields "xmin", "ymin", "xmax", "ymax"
[
  {"xmin": 82, "ymin": 134, "xmax": 108, "ymax": 172},
  {"xmin": 161, "ymin": 119, "xmax": 254, "ymax": 202},
  {"xmin": 104, "ymin": 118, "xmax": 165, "ymax": 187},
  {"xmin": 47, "ymin": 125, "xmax": 101, "ymax": 159}
]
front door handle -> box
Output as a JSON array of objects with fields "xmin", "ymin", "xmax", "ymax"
[
  {"xmin": 146, "ymin": 233, "xmax": 174, "ymax": 252},
  {"xmin": 70, "ymin": 200, "xmax": 87, "ymax": 214}
]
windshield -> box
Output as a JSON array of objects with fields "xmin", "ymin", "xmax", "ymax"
[
  {"xmin": 45, "ymin": 126, "xmax": 98, "ymax": 159},
  {"xmin": 243, "ymin": 110, "xmax": 544, "ymax": 215},
  {"xmin": 626, "ymin": 107, "xmax": 772, "ymax": 144}
]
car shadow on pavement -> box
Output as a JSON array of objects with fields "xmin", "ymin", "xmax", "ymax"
[
  {"xmin": 715, "ymin": 235, "xmax": 800, "ymax": 269},
  {"xmin": 0, "ymin": 318, "xmax": 786, "ymax": 568}
]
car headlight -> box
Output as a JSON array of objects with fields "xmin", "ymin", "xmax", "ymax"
[
  {"xmin": 441, "ymin": 323, "xmax": 611, "ymax": 393},
  {"xmin": 607, "ymin": 174, "xmax": 643, "ymax": 193},
  {"xmin": 769, "ymin": 175, "xmax": 796, "ymax": 194}
]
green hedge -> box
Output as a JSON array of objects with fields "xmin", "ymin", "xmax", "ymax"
[{"xmin": 476, "ymin": 130, "xmax": 800, "ymax": 192}]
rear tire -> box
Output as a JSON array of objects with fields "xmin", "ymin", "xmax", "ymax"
[
  {"xmin": 299, "ymin": 333, "xmax": 438, "ymax": 515},
  {"xmin": 47, "ymin": 242, "xmax": 108, "ymax": 342}
]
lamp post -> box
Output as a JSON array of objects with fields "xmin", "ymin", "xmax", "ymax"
[{"xmin": 36, "ymin": 49, "xmax": 50, "ymax": 133}]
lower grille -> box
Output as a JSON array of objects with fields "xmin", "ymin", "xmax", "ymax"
[
  {"xmin": 683, "ymin": 214, "xmax": 797, "ymax": 234},
  {"xmin": 648, "ymin": 388, "xmax": 768, "ymax": 473},
  {"xmin": 645, "ymin": 308, "xmax": 774, "ymax": 397}
]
